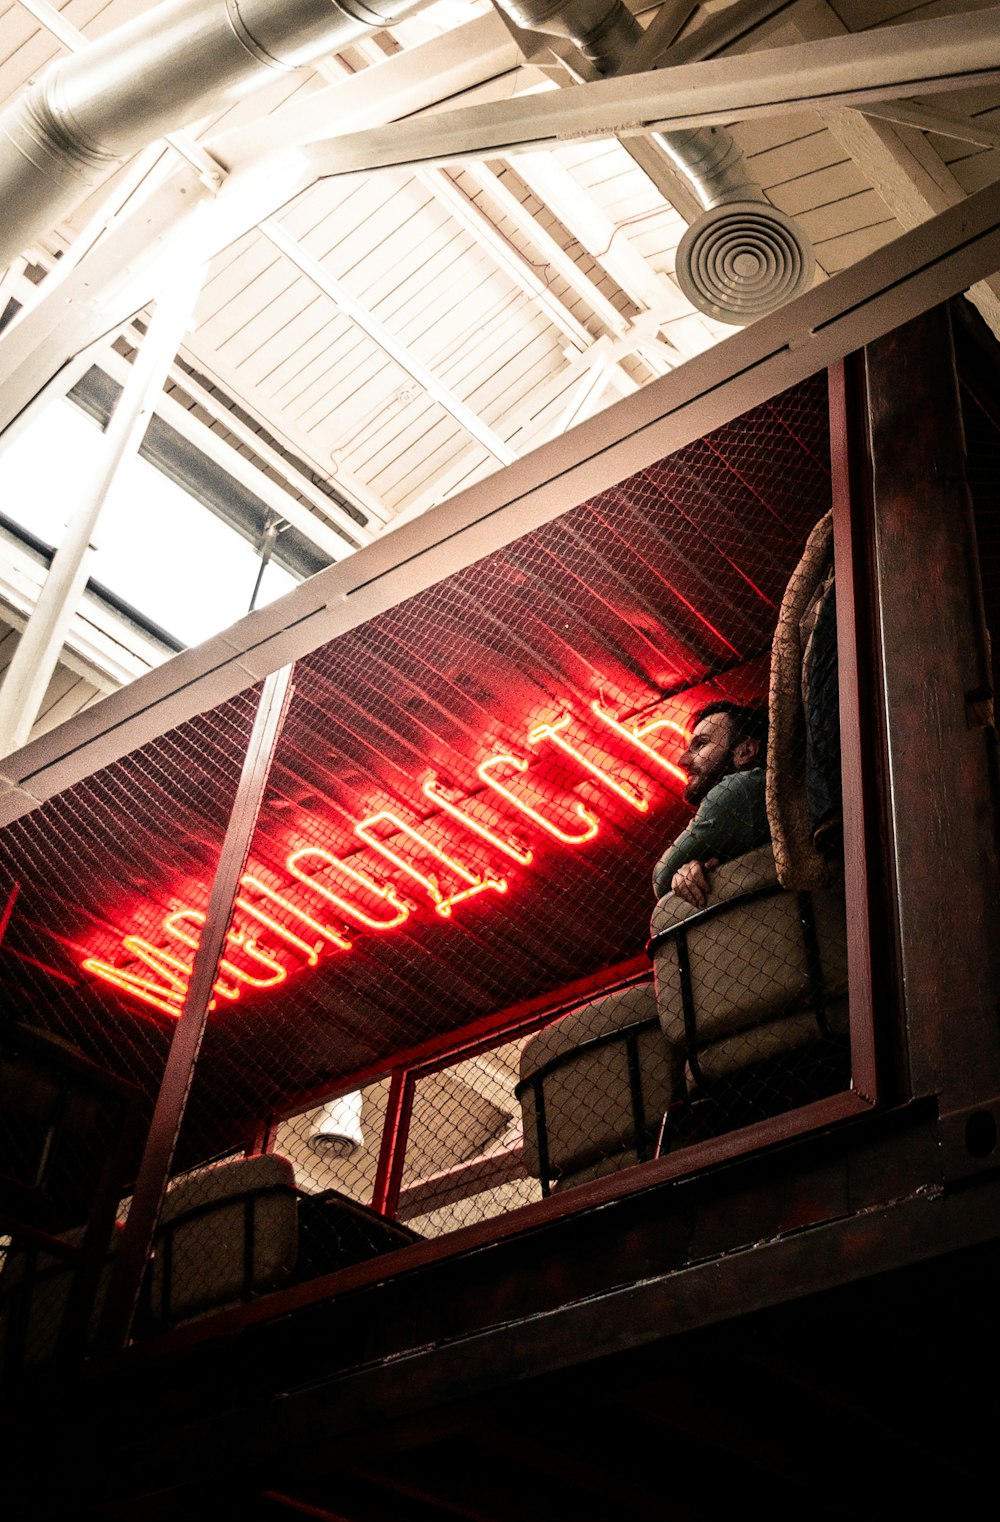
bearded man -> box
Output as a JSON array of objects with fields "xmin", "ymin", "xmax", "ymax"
[{"xmin": 651, "ymin": 702, "xmax": 770, "ymax": 908}]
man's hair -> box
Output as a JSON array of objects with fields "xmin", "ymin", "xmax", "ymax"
[{"xmin": 692, "ymin": 701, "xmax": 768, "ymax": 765}]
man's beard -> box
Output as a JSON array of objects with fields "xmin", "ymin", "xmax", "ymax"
[{"xmin": 683, "ymin": 748, "xmax": 736, "ymax": 807}]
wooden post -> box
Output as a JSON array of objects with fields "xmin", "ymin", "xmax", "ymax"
[{"xmin": 864, "ymin": 305, "xmax": 1000, "ymax": 1106}]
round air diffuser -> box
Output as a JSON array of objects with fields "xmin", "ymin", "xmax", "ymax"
[
  {"xmin": 675, "ymin": 201, "xmax": 814, "ymax": 325},
  {"xmin": 308, "ymin": 1090, "xmax": 364, "ymax": 1157}
]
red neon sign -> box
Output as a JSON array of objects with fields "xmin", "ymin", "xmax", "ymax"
[
  {"xmin": 528, "ymin": 713, "xmax": 649, "ymax": 812},
  {"xmin": 164, "ymin": 909, "xmax": 288, "ymax": 998},
  {"xmin": 354, "ymin": 810, "xmax": 507, "ymax": 917},
  {"xmin": 286, "ymin": 848, "xmax": 410, "ymax": 930},
  {"xmin": 422, "ymin": 777, "xmax": 532, "ymax": 866},
  {"xmin": 83, "ymin": 697, "xmax": 691, "ymax": 1018},
  {"xmin": 590, "ymin": 700, "xmax": 691, "ymax": 786},
  {"xmin": 477, "ymin": 754, "xmax": 600, "ymax": 845}
]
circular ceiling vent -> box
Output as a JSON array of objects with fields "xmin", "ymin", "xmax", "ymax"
[{"xmin": 675, "ymin": 201, "xmax": 815, "ymax": 325}]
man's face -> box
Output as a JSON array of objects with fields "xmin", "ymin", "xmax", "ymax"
[{"xmin": 678, "ymin": 712, "xmax": 739, "ymax": 806}]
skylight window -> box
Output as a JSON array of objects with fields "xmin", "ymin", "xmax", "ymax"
[{"xmin": 0, "ymin": 394, "xmax": 297, "ymax": 648}]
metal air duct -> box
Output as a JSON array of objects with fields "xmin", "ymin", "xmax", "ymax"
[
  {"xmin": 0, "ymin": 0, "xmax": 419, "ymax": 266},
  {"xmin": 496, "ymin": 0, "xmax": 813, "ymax": 324}
]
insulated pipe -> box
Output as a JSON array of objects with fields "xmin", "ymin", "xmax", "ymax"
[
  {"xmin": 495, "ymin": 0, "xmax": 813, "ymax": 323},
  {"xmin": 0, "ymin": 0, "xmax": 419, "ymax": 265}
]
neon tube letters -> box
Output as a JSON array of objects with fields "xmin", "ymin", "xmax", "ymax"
[{"xmin": 84, "ymin": 697, "xmax": 692, "ymax": 1018}]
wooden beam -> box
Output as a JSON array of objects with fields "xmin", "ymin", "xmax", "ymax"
[
  {"xmin": 654, "ymin": 0, "xmax": 800, "ymax": 68},
  {"xmin": 793, "ymin": 0, "xmax": 1000, "ymax": 340},
  {"xmin": 614, "ymin": 1, "xmax": 808, "ymax": 228},
  {"xmin": 615, "ymin": 0, "xmax": 699, "ymax": 74},
  {"xmin": 209, "ymin": 11, "xmax": 525, "ymax": 173},
  {"xmin": 97, "ymin": 348, "xmax": 363, "ymax": 558},
  {"xmin": 510, "ymin": 151, "xmax": 709, "ymax": 354},
  {"xmin": 258, "ymin": 219, "xmax": 517, "ymax": 467},
  {"xmin": 864, "ymin": 307, "xmax": 1000, "ymax": 1106},
  {"xmin": 454, "ymin": 159, "xmax": 632, "ymax": 339},
  {"xmin": 4, "ymin": 8, "xmax": 997, "ymax": 449},
  {"xmin": 860, "ymin": 100, "xmax": 1000, "ymax": 154},
  {"xmin": 820, "ymin": 105, "xmax": 1000, "ymax": 339}
]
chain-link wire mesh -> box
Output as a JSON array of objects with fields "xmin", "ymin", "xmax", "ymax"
[
  {"xmin": 138, "ymin": 370, "xmax": 851, "ymax": 1302},
  {"xmin": 0, "ymin": 689, "xmax": 261, "ymax": 1374},
  {"xmin": 3, "ymin": 370, "xmax": 865, "ymax": 1345}
]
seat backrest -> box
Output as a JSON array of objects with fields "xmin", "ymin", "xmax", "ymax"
[
  {"xmin": 148, "ymin": 1153, "xmax": 298, "ymax": 1327},
  {"xmin": 518, "ymin": 982, "xmax": 678, "ymax": 1184},
  {"xmin": 0, "ymin": 1224, "xmax": 117, "ymax": 1372},
  {"xmin": 650, "ymin": 846, "xmax": 848, "ymax": 1086}
]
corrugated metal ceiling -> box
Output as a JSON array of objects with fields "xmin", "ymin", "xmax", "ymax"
[{"xmin": 0, "ymin": 370, "xmax": 831, "ymax": 1158}]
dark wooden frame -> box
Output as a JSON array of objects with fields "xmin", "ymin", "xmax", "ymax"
[{"xmin": 248, "ymin": 359, "xmax": 890, "ymax": 1235}]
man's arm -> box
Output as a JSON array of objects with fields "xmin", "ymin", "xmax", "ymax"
[{"xmin": 651, "ymin": 768, "xmax": 769, "ymax": 901}]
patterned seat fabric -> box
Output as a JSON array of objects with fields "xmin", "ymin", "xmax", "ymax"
[
  {"xmin": 650, "ymin": 845, "xmax": 849, "ymax": 1090},
  {"xmin": 518, "ymin": 982, "xmax": 678, "ymax": 1188},
  {"xmin": 148, "ymin": 1153, "xmax": 299, "ymax": 1326}
]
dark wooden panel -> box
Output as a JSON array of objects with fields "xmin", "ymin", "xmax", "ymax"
[{"xmin": 865, "ymin": 307, "xmax": 1000, "ymax": 1104}]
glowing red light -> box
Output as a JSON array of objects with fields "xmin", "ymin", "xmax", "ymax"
[
  {"xmin": 354, "ymin": 811, "xmax": 506, "ymax": 917},
  {"xmin": 528, "ymin": 714, "xmax": 648, "ymax": 811},
  {"xmin": 477, "ymin": 754, "xmax": 600, "ymax": 844},
  {"xmin": 164, "ymin": 910, "xmax": 288, "ymax": 995},
  {"xmin": 590, "ymin": 700, "xmax": 691, "ymax": 786},
  {"xmin": 233, "ymin": 895, "xmax": 320, "ymax": 965},
  {"xmin": 83, "ymin": 693, "xmax": 693, "ymax": 1020},
  {"xmin": 422, "ymin": 777, "xmax": 533, "ymax": 865},
  {"xmin": 286, "ymin": 848, "xmax": 410, "ymax": 931},
  {"xmin": 83, "ymin": 937, "xmax": 190, "ymax": 1019}
]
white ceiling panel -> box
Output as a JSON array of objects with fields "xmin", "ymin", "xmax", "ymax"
[{"xmin": 0, "ymin": 0, "xmax": 997, "ymax": 740}]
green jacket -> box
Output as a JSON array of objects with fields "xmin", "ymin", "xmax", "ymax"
[{"xmin": 651, "ymin": 767, "xmax": 770, "ymax": 900}]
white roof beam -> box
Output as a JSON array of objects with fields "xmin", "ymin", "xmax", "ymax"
[
  {"xmin": 4, "ymin": 171, "xmax": 1000, "ymax": 818},
  {"xmin": 457, "ymin": 159, "xmax": 632, "ymax": 339},
  {"xmin": 858, "ymin": 101, "xmax": 1000, "ymax": 154},
  {"xmin": 209, "ymin": 11, "xmax": 525, "ymax": 174},
  {"xmin": 161, "ymin": 353, "xmax": 382, "ymax": 537},
  {"xmin": 793, "ymin": 0, "xmax": 1000, "ymax": 342},
  {"xmin": 0, "ymin": 17, "xmax": 537, "ymax": 443},
  {"xmin": 385, "ymin": 336, "xmax": 634, "ymax": 524},
  {"xmin": 512, "ymin": 150, "xmax": 708, "ymax": 358},
  {"xmin": 311, "ymin": 39, "xmax": 602, "ymax": 358},
  {"xmin": 390, "ymin": 321, "xmax": 670, "ymax": 523},
  {"xmin": 308, "ymin": 40, "xmax": 622, "ymax": 434},
  {"xmin": 653, "ymin": 0, "xmax": 802, "ymax": 69},
  {"xmin": 296, "ymin": 10, "xmax": 1000, "ymax": 177},
  {"xmin": 620, "ymin": 0, "xmax": 700, "ymax": 74},
  {"xmin": 0, "ymin": 247, "xmax": 369, "ymax": 556},
  {"xmin": 546, "ymin": 362, "xmax": 614, "ymax": 439},
  {"xmin": 0, "ymin": 255, "xmax": 204, "ymax": 756},
  {"xmin": 413, "ymin": 165, "xmax": 594, "ymax": 355},
  {"xmin": 174, "ymin": 348, "xmax": 392, "ymax": 531},
  {"xmin": 5, "ymin": 9, "xmax": 998, "ymax": 444},
  {"xmin": 0, "ymin": 528, "xmax": 173, "ymax": 688},
  {"xmin": 612, "ymin": 0, "xmax": 801, "ymax": 224}
]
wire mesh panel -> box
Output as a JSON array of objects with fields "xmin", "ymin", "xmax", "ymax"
[
  {"xmin": 132, "ymin": 369, "xmax": 848, "ymax": 1307},
  {"xmin": 3, "ymin": 369, "xmax": 859, "ymax": 1342},
  {"xmin": 0, "ymin": 688, "xmax": 262, "ymax": 1371}
]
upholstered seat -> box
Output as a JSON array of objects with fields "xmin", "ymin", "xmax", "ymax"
[
  {"xmin": 517, "ymin": 982, "xmax": 678, "ymax": 1192},
  {"xmin": 147, "ymin": 1153, "xmax": 300, "ymax": 1327},
  {"xmin": 649, "ymin": 845, "xmax": 849, "ymax": 1090},
  {"xmin": 146, "ymin": 1153, "xmax": 422, "ymax": 1330},
  {"xmin": 0, "ymin": 1223, "xmax": 118, "ymax": 1372}
]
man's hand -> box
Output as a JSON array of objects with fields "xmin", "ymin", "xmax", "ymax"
[{"xmin": 670, "ymin": 858, "xmax": 719, "ymax": 908}]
